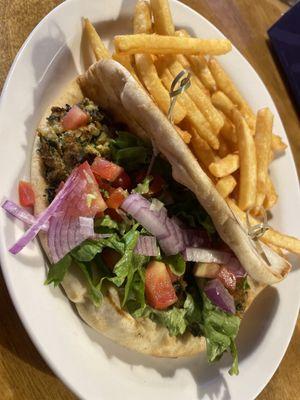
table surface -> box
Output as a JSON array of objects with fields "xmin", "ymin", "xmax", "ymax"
[{"xmin": 0, "ymin": 0, "xmax": 299, "ymax": 399}]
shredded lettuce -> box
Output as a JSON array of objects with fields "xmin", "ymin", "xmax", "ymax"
[
  {"xmin": 133, "ymin": 176, "xmax": 152, "ymax": 195},
  {"xmin": 110, "ymin": 131, "xmax": 151, "ymax": 171},
  {"xmin": 163, "ymin": 253, "xmax": 186, "ymax": 276},
  {"xmin": 45, "ymin": 254, "xmax": 71, "ymax": 286},
  {"xmin": 202, "ymin": 294, "xmax": 240, "ymax": 375}
]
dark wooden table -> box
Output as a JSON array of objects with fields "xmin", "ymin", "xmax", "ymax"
[{"xmin": 0, "ymin": 1, "xmax": 299, "ymax": 399}]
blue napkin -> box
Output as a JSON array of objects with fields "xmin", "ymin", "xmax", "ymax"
[{"xmin": 268, "ymin": 3, "xmax": 300, "ymax": 111}]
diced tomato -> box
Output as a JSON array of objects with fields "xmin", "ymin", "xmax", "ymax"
[
  {"xmin": 134, "ymin": 170, "xmax": 147, "ymax": 184},
  {"xmin": 106, "ymin": 188, "xmax": 126, "ymax": 209},
  {"xmin": 101, "ymin": 248, "xmax": 121, "ymax": 270},
  {"xmin": 217, "ymin": 267, "xmax": 236, "ymax": 292},
  {"xmin": 112, "ymin": 170, "xmax": 132, "ymax": 190},
  {"xmin": 61, "ymin": 105, "xmax": 89, "ymax": 130},
  {"xmin": 166, "ymin": 266, "xmax": 180, "ymax": 283},
  {"xmin": 145, "ymin": 261, "xmax": 178, "ymax": 310},
  {"xmin": 91, "ymin": 157, "xmax": 123, "ymax": 182},
  {"xmin": 105, "ymin": 208, "xmax": 123, "ymax": 222},
  {"xmin": 96, "ymin": 178, "xmax": 114, "ymax": 195},
  {"xmin": 74, "ymin": 161, "xmax": 107, "ymax": 217},
  {"xmin": 18, "ymin": 181, "xmax": 35, "ymax": 207}
]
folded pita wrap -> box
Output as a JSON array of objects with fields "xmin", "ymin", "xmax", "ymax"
[{"xmin": 31, "ymin": 60, "xmax": 290, "ymax": 357}]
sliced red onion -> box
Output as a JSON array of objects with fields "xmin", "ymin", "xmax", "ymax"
[
  {"xmin": 122, "ymin": 194, "xmax": 185, "ymax": 255},
  {"xmin": 1, "ymin": 199, "xmax": 48, "ymax": 231},
  {"xmin": 134, "ymin": 235, "xmax": 159, "ymax": 256},
  {"xmin": 182, "ymin": 228, "xmax": 211, "ymax": 248},
  {"xmin": 9, "ymin": 168, "xmax": 79, "ymax": 255},
  {"xmin": 204, "ymin": 279, "xmax": 236, "ymax": 314},
  {"xmin": 79, "ymin": 217, "xmax": 94, "ymax": 236},
  {"xmin": 225, "ymin": 257, "xmax": 246, "ymax": 278},
  {"xmin": 182, "ymin": 248, "xmax": 231, "ymax": 263},
  {"xmin": 150, "ymin": 198, "xmax": 164, "ymax": 212}
]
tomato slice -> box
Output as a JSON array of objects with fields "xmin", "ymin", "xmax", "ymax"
[
  {"xmin": 91, "ymin": 157, "xmax": 123, "ymax": 182},
  {"xmin": 61, "ymin": 105, "xmax": 89, "ymax": 130},
  {"xmin": 134, "ymin": 170, "xmax": 165, "ymax": 196},
  {"xmin": 217, "ymin": 267, "xmax": 236, "ymax": 292},
  {"xmin": 166, "ymin": 266, "xmax": 180, "ymax": 283},
  {"xmin": 74, "ymin": 161, "xmax": 107, "ymax": 217},
  {"xmin": 112, "ymin": 170, "xmax": 132, "ymax": 190},
  {"xmin": 106, "ymin": 188, "xmax": 126, "ymax": 209},
  {"xmin": 18, "ymin": 181, "xmax": 35, "ymax": 207},
  {"xmin": 145, "ymin": 261, "xmax": 178, "ymax": 310}
]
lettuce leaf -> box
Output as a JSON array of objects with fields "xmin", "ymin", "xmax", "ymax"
[
  {"xmin": 71, "ymin": 235, "xmax": 124, "ymax": 262},
  {"xmin": 133, "ymin": 176, "xmax": 152, "ymax": 195},
  {"xmin": 45, "ymin": 254, "xmax": 71, "ymax": 286},
  {"xmin": 202, "ymin": 294, "xmax": 240, "ymax": 375},
  {"xmin": 163, "ymin": 253, "xmax": 186, "ymax": 276}
]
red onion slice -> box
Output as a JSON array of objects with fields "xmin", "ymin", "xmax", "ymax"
[
  {"xmin": 204, "ymin": 279, "xmax": 236, "ymax": 314},
  {"xmin": 225, "ymin": 257, "xmax": 246, "ymax": 278},
  {"xmin": 1, "ymin": 199, "xmax": 48, "ymax": 230},
  {"xmin": 182, "ymin": 248, "xmax": 231, "ymax": 263},
  {"xmin": 9, "ymin": 168, "xmax": 79, "ymax": 254},
  {"xmin": 134, "ymin": 236, "xmax": 159, "ymax": 256}
]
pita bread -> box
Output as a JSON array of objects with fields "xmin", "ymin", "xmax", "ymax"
[{"xmin": 31, "ymin": 60, "xmax": 288, "ymax": 357}]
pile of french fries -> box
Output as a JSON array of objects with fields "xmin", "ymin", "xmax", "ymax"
[{"xmin": 84, "ymin": 0, "xmax": 300, "ymax": 255}]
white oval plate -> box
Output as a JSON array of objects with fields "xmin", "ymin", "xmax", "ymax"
[{"xmin": 0, "ymin": 1, "xmax": 299, "ymax": 399}]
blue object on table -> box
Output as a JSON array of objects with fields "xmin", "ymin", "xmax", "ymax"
[{"xmin": 268, "ymin": 3, "xmax": 300, "ymax": 111}]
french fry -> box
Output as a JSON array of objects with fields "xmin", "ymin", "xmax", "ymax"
[
  {"xmin": 114, "ymin": 34, "xmax": 232, "ymax": 56},
  {"xmin": 133, "ymin": 0, "xmax": 152, "ymax": 34},
  {"xmin": 218, "ymin": 135, "xmax": 232, "ymax": 157},
  {"xmin": 209, "ymin": 58, "xmax": 256, "ymax": 130},
  {"xmin": 209, "ymin": 153, "xmax": 239, "ymax": 177},
  {"xmin": 219, "ymin": 113, "xmax": 237, "ymax": 143},
  {"xmin": 232, "ymin": 109, "xmax": 257, "ymax": 210},
  {"xmin": 227, "ymin": 199, "xmax": 300, "ymax": 254},
  {"xmin": 216, "ymin": 175, "xmax": 237, "ymax": 198},
  {"xmin": 174, "ymin": 126, "xmax": 192, "ymax": 144},
  {"xmin": 189, "ymin": 128, "xmax": 219, "ymax": 168},
  {"xmin": 112, "ymin": 53, "xmax": 141, "ymax": 84},
  {"xmin": 158, "ymin": 60, "xmax": 219, "ymax": 149},
  {"xmin": 254, "ymin": 108, "xmax": 273, "ymax": 208},
  {"xmin": 211, "ymin": 91, "xmax": 236, "ymax": 118},
  {"xmin": 175, "ymin": 29, "xmax": 217, "ymax": 92},
  {"xmin": 165, "ymin": 56, "xmax": 224, "ymax": 134},
  {"xmin": 84, "ymin": 18, "xmax": 111, "ymax": 60},
  {"xmin": 150, "ymin": 0, "xmax": 175, "ymax": 35},
  {"xmin": 135, "ymin": 54, "xmax": 186, "ymax": 124},
  {"xmin": 271, "ymin": 134, "xmax": 287, "ymax": 155},
  {"xmin": 174, "ymin": 54, "xmax": 208, "ymax": 94},
  {"xmin": 263, "ymin": 175, "xmax": 278, "ymax": 210}
]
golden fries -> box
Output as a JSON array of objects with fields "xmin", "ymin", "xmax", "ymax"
[
  {"xmin": 254, "ymin": 108, "xmax": 273, "ymax": 208},
  {"xmin": 112, "ymin": 53, "xmax": 141, "ymax": 84},
  {"xmin": 272, "ymin": 134, "xmax": 287, "ymax": 155},
  {"xmin": 211, "ymin": 90, "xmax": 235, "ymax": 118},
  {"xmin": 84, "ymin": 18, "xmax": 110, "ymax": 60},
  {"xmin": 158, "ymin": 61, "xmax": 219, "ymax": 149},
  {"xmin": 232, "ymin": 109, "xmax": 257, "ymax": 210},
  {"xmin": 209, "ymin": 58, "xmax": 256, "ymax": 130},
  {"xmin": 189, "ymin": 128, "xmax": 219, "ymax": 168},
  {"xmin": 174, "ymin": 126, "xmax": 192, "ymax": 144},
  {"xmin": 114, "ymin": 34, "xmax": 232, "ymax": 55},
  {"xmin": 135, "ymin": 54, "xmax": 186, "ymax": 124},
  {"xmin": 175, "ymin": 29, "xmax": 217, "ymax": 92},
  {"xmin": 263, "ymin": 175, "xmax": 278, "ymax": 210},
  {"xmin": 216, "ymin": 175, "xmax": 237, "ymax": 198},
  {"xmin": 165, "ymin": 56, "xmax": 224, "ymax": 134},
  {"xmin": 150, "ymin": 0, "xmax": 175, "ymax": 35},
  {"xmin": 219, "ymin": 113, "xmax": 237, "ymax": 143},
  {"xmin": 134, "ymin": 0, "xmax": 152, "ymax": 34},
  {"xmin": 209, "ymin": 153, "xmax": 239, "ymax": 177},
  {"xmin": 174, "ymin": 54, "xmax": 208, "ymax": 94},
  {"xmin": 227, "ymin": 199, "xmax": 300, "ymax": 254}
]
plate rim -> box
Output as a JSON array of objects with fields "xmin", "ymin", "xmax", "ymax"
[{"xmin": 0, "ymin": 1, "xmax": 299, "ymax": 399}]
